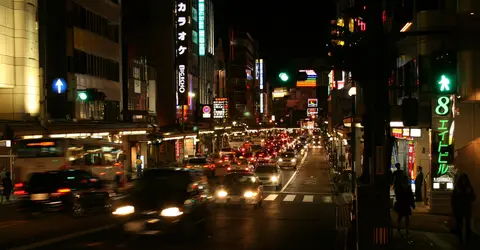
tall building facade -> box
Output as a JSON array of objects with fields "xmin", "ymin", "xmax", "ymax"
[
  {"xmin": 255, "ymin": 59, "xmax": 267, "ymax": 122},
  {"xmin": 122, "ymin": 0, "xmax": 176, "ymax": 127},
  {"xmin": 227, "ymin": 29, "xmax": 256, "ymax": 121},
  {"xmin": 198, "ymin": 0, "xmax": 215, "ymax": 107},
  {"xmin": 215, "ymin": 39, "xmax": 227, "ymax": 98},
  {"xmin": 0, "ymin": 0, "xmax": 40, "ymax": 120},
  {"xmin": 39, "ymin": 0, "xmax": 122, "ymax": 121}
]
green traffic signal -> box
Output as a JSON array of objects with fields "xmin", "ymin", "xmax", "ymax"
[
  {"xmin": 279, "ymin": 72, "xmax": 289, "ymax": 82},
  {"xmin": 78, "ymin": 91, "xmax": 88, "ymax": 100},
  {"xmin": 437, "ymin": 75, "xmax": 451, "ymax": 92}
]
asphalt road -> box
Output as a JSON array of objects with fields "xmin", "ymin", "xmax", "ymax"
[{"xmin": 15, "ymin": 148, "xmax": 340, "ymax": 250}]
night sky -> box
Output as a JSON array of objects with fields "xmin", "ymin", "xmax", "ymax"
[{"xmin": 213, "ymin": 0, "xmax": 336, "ymax": 81}]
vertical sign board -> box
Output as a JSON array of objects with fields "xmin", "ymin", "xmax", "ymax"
[
  {"xmin": 198, "ymin": 0, "xmax": 205, "ymax": 56},
  {"xmin": 431, "ymin": 95, "xmax": 454, "ymax": 181},
  {"xmin": 176, "ymin": 0, "xmax": 189, "ymax": 105},
  {"xmin": 259, "ymin": 59, "xmax": 264, "ymax": 90},
  {"xmin": 308, "ymin": 98, "xmax": 318, "ymax": 108},
  {"xmin": 213, "ymin": 98, "xmax": 228, "ymax": 119}
]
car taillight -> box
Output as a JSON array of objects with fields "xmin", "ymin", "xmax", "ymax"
[
  {"xmin": 186, "ymin": 165, "xmax": 191, "ymax": 168},
  {"xmin": 57, "ymin": 188, "xmax": 71, "ymax": 193},
  {"xmin": 14, "ymin": 183, "xmax": 23, "ymax": 188},
  {"xmin": 227, "ymin": 167, "xmax": 231, "ymax": 171},
  {"xmin": 14, "ymin": 190, "xmax": 27, "ymax": 195},
  {"xmin": 218, "ymin": 160, "xmax": 223, "ymax": 163},
  {"xmin": 244, "ymin": 167, "xmax": 249, "ymax": 171},
  {"xmin": 203, "ymin": 165, "xmax": 210, "ymax": 168}
]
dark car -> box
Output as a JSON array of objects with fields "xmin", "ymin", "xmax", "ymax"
[
  {"xmin": 112, "ymin": 168, "xmax": 211, "ymax": 236},
  {"xmin": 17, "ymin": 170, "xmax": 111, "ymax": 217},
  {"xmin": 184, "ymin": 157, "xmax": 215, "ymax": 176}
]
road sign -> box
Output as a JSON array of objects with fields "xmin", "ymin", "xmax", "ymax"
[
  {"xmin": 52, "ymin": 78, "xmax": 67, "ymax": 94},
  {"xmin": 308, "ymin": 98, "xmax": 318, "ymax": 107},
  {"xmin": 202, "ymin": 105, "xmax": 211, "ymax": 118}
]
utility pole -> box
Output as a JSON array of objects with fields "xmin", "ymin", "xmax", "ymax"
[{"xmin": 355, "ymin": 0, "xmax": 394, "ymax": 249}]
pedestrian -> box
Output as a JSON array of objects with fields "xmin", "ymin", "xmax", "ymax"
[
  {"xmin": 394, "ymin": 175, "xmax": 415, "ymax": 235},
  {"xmin": 135, "ymin": 156, "xmax": 143, "ymax": 178},
  {"xmin": 415, "ymin": 166, "xmax": 424, "ymax": 202},
  {"xmin": 393, "ymin": 163, "xmax": 406, "ymax": 197},
  {"xmin": 451, "ymin": 173, "xmax": 476, "ymax": 246},
  {"xmin": 2, "ymin": 172, "xmax": 13, "ymax": 202}
]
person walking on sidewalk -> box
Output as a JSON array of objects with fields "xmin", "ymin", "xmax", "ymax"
[
  {"xmin": 393, "ymin": 163, "xmax": 406, "ymax": 197},
  {"xmin": 2, "ymin": 172, "xmax": 13, "ymax": 202},
  {"xmin": 414, "ymin": 166, "xmax": 424, "ymax": 202},
  {"xmin": 394, "ymin": 175, "xmax": 415, "ymax": 235},
  {"xmin": 451, "ymin": 173, "xmax": 476, "ymax": 246}
]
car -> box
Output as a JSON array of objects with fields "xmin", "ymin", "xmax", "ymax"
[
  {"xmin": 215, "ymin": 172, "xmax": 263, "ymax": 208},
  {"xmin": 112, "ymin": 168, "xmax": 211, "ymax": 237},
  {"xmin": 277, "ymin": 152, "xmax": 298, "ymax": 169},
  {"xmin": 17, "ymin": 170, "xmax": 111, "ymax": 217},
  {"xmin": 184, "ymin": 157, "xmax": 215, "ymax": 176},
  {"xmin": 254, "ymin": 164, "xmax": 282, "ymax": 190},
  {"xmin": 227, "ymin": 158, "xmax": 254, "ymax": 172}
]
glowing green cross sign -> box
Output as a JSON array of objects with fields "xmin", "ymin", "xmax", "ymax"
[{"xmin": 438, "ymin": 75, "xmax": 450, "ymax": 92}]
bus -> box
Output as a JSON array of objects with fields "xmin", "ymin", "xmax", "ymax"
[{"xmin": 14, "ymin": 138, "xmax": 126, "ymax": 183}]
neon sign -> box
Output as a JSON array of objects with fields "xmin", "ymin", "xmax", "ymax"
[
  {"xmin": 434, "ymin": 95, "xmax": 452, "ymax": 176},
  {"xmin": 198, "ymin": 0, "xmax": 205, "ymax": 56},
  {"xmin": 176, "ymin": 0, "xmax": 189, "ymax": 105}
]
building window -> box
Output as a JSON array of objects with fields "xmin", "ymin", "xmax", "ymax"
[
  {"xmin": 74, "ymin": 49, "xmax": 120, "ymax": 82},
  {"xmin": 72, "ymin": 2, "xmax": 119, "ymax": 42},
  {"xmin": 192, "ymin": 30, "xmax": 198, "ymax": 44}
]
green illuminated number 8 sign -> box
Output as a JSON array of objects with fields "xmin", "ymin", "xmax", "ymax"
[{"xmin": 435, "ymin": 96, "xmax": 450, "ymax": 116}]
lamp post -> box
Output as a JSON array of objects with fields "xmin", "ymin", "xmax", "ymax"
[{"xmin": 348, "ymin": 86, "xmax": 357, "ymax": 194}]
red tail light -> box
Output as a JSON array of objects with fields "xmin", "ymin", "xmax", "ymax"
[
  {"xmin": 227, "ymin": 167, "xmax": 231, "ymax": 171},
  {"xmin": 218, "ymin": 160, "xmax": 223, "ymax": 163},
  {"xmin": 224, "ymin": 157, "xmax": 228, "ymax": 160},
  {"xmin": 14, "ymin": 190, "xmax": 27, "ymax": 195},
  {"xmin": 14, "ymin": 183, "xmax": 24, "ymax": 188},
  {"xmin": 244, "ymin": 167, "xmax": 249, "ymax": 171}
]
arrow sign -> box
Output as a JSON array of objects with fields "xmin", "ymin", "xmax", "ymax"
[
  {"xmin": 55, "ymin": 79, "xmax": 63, "ymax": 93},
  {"xmin": 52, "ymin": 78, "xmax": 67, "ymax": 94}
]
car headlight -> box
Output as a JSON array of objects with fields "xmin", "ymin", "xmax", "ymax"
[
  {"xmin": 278, "ymin": 158, "xmax": 283, "ymax": 162},
  {"xmin": 244, "ymin": 191, "xmax": 257, "ymax": 198},
  {"xmin": 112, "ymin": 205, "xmax": 134, "ymax": 215},
  {"xmin": 160, "ymin": 207, "xmax": 183, "ymax": 217},
  {"xmin": 291, "ymin": 159, "xmax": 296, "ymax": 162},
  {"xmin": 271, "ymin": 176, "xmax": 278, "ymax": 182},
  {"xmin": 217, "ymin": 190, "xmax": 228, "ymax": 197}
]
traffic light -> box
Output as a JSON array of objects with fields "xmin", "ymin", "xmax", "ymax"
[
  {"xmin": 278, "ymin": 72, "xmax": 289, "ymax": 82},
  {"xmin": 78, "ymin": 90, "xmax": 88, "ymax": 100},
  {"xmin": 432, "ymin": 51, "xmax": 456, "ymax": 94},
  {"xmin": 77, "ymin": 89, "xmax": 106, "ymax": 101}
]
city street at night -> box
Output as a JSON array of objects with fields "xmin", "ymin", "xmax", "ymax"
[{"xmin": 2, "ymin": 148, "xmax": 340, "ymax": 250}]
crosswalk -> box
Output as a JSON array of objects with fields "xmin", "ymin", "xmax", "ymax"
[{"xmin": 262, "ymin": 193, "xmax": 334, "ymax": 204}]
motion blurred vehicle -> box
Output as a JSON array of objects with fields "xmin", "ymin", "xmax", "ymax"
[
  {"xmin": 17, "ymin": 170, "xmax": 111, "ymax": 217},
  {"xmin": 254, "ymin": 164, "xmax": 282, "ymax": 190},
  {"xmin": 112, "ymin": 168, "xmax": 210, "ymax": 236},
  {"xmin": 215, "ymin": 172, "xmax": 263, "ymax": 208},
  {"xmin": 219, "ymin": 147, "xmax": 235, "ymax": 157},
  {"xmin": 311, "ymin": 138, "xmax": 321, "ymax": 148},
  {"xmin": 227, "ymin": 158, "xmax": 253, "ymax": 172},
  {"xmin": 278, "ymin": 152, "xmax": 297, "ymax": 169},
  {"xmin": 184, "ymin": 157, "xmax": 215, "ymax": 176},
  {"xmin": 250, "ymin": 144, "xmax": 263, "ymax": 153}
]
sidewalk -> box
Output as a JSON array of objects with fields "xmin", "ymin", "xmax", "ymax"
[{"xmin": 391, "ymin": 202, "xmax": 480, "ymax": 249}]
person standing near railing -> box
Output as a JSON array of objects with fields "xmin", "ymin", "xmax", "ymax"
[{"xmin": 2, "ymin": 172, "xmax": 13, "ymax": 203}]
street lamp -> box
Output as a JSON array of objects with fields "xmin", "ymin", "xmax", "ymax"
[{"xmin": 348, "ymin": 86, "xmax": 357, "ymax": 196}]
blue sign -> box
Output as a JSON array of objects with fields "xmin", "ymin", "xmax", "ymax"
[{"xmin": 52, "ymin": 78, "xmax": 67, "ymax": 94}]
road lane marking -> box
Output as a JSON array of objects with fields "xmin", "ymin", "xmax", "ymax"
[
  {"xmin": 302, "ymin": 195, "xmax": 314, "ymax": 202},
  {"xmin": 264, "ymin": 194, "xmax": 278, "ymax": 201},
  {"xmin": 280, "ymin": 151, "xmax": 308, "ymax": 192},
  {"xmin": 265, "ymin": 191, "xmax": 331, "ymax": 195},
  {"xmin": 283, "ymin": 195, "xmax": 296, "ymax": 202},
  {"xmin": 8, "ymin": 224, "xmax": 116, "ymax": 250}
]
